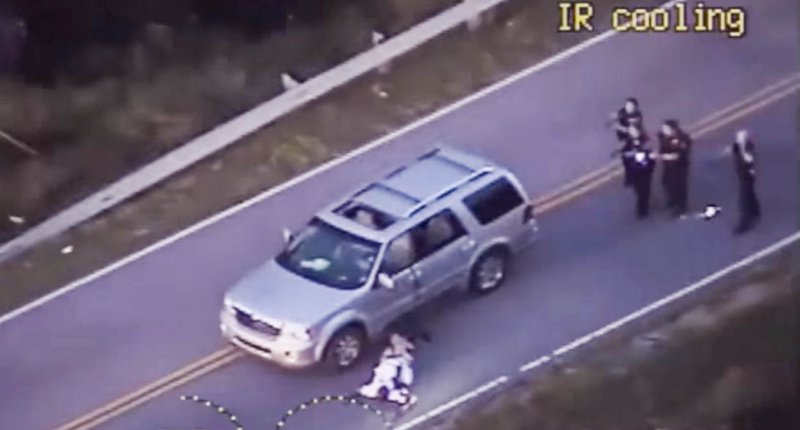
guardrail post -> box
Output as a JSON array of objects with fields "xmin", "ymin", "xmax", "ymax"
[
  {"xmin": 281, "ymin": 73, "xmax": 300, "ymax": 91},
  {"xmin": 372, "ymin": 31, "xmax": 392, "ymax": 75},
  {"xmin": 465, "ymin": 0, "xmax": 496, "ymax": 32}
]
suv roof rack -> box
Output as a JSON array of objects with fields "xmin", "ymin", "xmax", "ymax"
[
  {"xmin": 336, "ymin": 146, "xmax": 497, "ymax": 222},
  {"xmin": 403, "ymin": 166, "xmax": 493, "ymax": 217}
]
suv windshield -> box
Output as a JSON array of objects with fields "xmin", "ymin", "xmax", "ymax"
[{"xmin": 276, "ymin": 219, "xmax": 380, "ymax": 290}]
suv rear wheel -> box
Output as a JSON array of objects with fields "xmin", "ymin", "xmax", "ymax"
[
  {"xmin": 469, "ymin": 248, "xmax": 510, "ymax": 294},
  {"xmin": 323, "ymin": 326, "xmax": 365, "ymax": 371}
]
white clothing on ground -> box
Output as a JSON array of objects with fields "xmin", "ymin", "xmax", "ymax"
[{"xmin": 358, "ymin": 353, "xmax": 415, "ymax": 405}]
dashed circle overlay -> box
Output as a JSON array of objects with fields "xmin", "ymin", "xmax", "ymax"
[
  {"xmin": 180, "ymin": 394, "xmax": 393, "ymax": 429},
  {"xmin": 275, "ymin": 394, "xmax": 393, "ymax": 429},
  {"xmin": 180, "ymin": 395, "xmax": 244, "ymax": 430}
]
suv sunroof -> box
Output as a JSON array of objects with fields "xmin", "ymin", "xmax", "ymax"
[{"xmin": 334, "ymin": 202, "xmax": 396, "ymax": 230}]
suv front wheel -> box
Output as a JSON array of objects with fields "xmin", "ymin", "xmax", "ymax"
[
  {"xmin": 323, "ymin": 326, "xmax": 365, "ymax": 371},
  {"xmin": 469, "ymin": 248, "xmax": 510, "ymax": 294}
]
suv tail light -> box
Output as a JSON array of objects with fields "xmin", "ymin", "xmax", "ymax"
[{"xmin": 522, "ymin": 204, "xmax": 534, "ymax": 224}]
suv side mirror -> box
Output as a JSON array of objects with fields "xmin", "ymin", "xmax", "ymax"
[
  {"xmin": 282, "ymin": 227, "xmax": 293, "ymax": 244},
  {"xmin": 377, "ymin": 273, "xmax": 395, "ymax": 289}
]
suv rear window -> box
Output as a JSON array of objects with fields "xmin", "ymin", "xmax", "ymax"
[{"xmin": 463, "ymin": 177, "xmax": 524, "ymax": 225}]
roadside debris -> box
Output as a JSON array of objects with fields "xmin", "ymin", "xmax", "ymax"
[
  {"xmin": 679, "ymin": 204, "xmax": 722, "ymax": 221},
  {"xmin": 61, "ymin": 245, "xmax": 74, "ymax": 255},
  {"xmin": 372, "ymin": 31, "xmax": 386, "ymax": 45},
  {"xmin": 281, "ymin": 73, "xmax": 300, "ymax": 91},
  {"xmin": 699, "ymin": 204, "xmax": 722, "ymax": 220},
  {"xmin": 371, "ymin": 84, "xmax": 389, "ymax": 98},
  {"xmin": 8, "ymin": 215, "xmax": 25, "ymax": 225}
]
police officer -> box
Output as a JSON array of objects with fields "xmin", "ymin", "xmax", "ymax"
[
  {"xmin": 627, "ymin": 145, "xmax": 657, "ymax": 218},
  {"xmin": 657, "ymin": 119, "xmax": 692, "ymax": 217},
  {"xmin": 615, "ymin": 124, "xmax": 649, "ymax": 187},
  {"xmin": 729, "ymin": 130, "xmax": 761, "ymax": 234},
  {"xmin": 609, "ymin": 97, "xmax": 644, "ymax": 142}
]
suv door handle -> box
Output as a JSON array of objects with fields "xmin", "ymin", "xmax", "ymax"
[
  {"xmin": 461, "ymin": 239, "xmax": 476, "ymax": 251},
  {"xmin": 408, "ymin": 266, "xmax": 422, "ymax": 288}
]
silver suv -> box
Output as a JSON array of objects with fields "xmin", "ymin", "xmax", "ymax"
[{"xmin": 220, "ymin": 146, "xmax": 538, "ymax": 370}]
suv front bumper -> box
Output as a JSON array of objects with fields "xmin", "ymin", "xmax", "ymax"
[{"xmin": 219, "ymin": 310, "xmax": 318, "ymax": 369}]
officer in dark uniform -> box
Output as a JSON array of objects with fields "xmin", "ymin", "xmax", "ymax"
[
  {"xmin": 609, "ymin": 97, "xmax": 644, "ymax": 142},
  {"xmin": 657, "ymin": 119, "xmax": 692, "ymax": 217},
  {"xmin": 730, "ymin": 130, "xmax": 761, "ymax": 234},
  {"xmin": 615, "ymin": 124, "xmax": 649, "ymax": 187},
  {"xmin": 609, "ymin": 98, "xmax": 644, "ymax": 188},
  {"xmin": 627, "ymin": 145, "xmax": 657, "ymax": 218}
]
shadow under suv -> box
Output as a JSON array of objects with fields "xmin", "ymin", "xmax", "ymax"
[{"xmin": 220, "ymin": 146, "xmax": 538, "ymax": 371}]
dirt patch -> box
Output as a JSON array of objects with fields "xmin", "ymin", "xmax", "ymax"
[
  {"xmin": 443, "ymin": 246, "xmax": 800, "ymax": 430},
  {"xmin": 0, "ymin": 0, "xmax": 664, "ymax": 314}
]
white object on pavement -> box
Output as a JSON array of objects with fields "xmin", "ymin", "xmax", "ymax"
[
  {"xmin": 699, "ymin": 204, "xmax": 722, "ymax": 220},
  {"xmin": 359, "ymin": 348, "xmax": 416, "ymax": 406}
]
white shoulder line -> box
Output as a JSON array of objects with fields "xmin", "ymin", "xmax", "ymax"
[
  {"xmin": 0, "ymin": 0, "xmax": 681, "ymax": 325},
  {"xmin": 395, "ymin": 231, "xmax": 800, "ymax": 430}
]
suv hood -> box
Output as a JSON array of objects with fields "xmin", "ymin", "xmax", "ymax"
[{"xmin": 225, "ymin": 260, "xmax": 358, "ymax": 327}]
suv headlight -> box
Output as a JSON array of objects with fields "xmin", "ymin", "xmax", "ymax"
[
  {"xmin": 223, "ymin": 297, "xmax": 236, "ymax": 315},
  {"xmin": 282, "ymin": 323, "xmax": 311, "ymax": 341}
]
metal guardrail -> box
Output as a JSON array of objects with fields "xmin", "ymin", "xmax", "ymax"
[{"xmin": 0, "ymin": 0, "xmax": 508, "ymax": 263}]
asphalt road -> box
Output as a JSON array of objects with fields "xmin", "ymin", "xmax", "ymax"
[
  {"xmin": 0, "ymin": 0, "xmax": 798, "ymax": 429},
  {"xmin": 98, "ymin": 88, "xmax": 800, "ymax": 430}
]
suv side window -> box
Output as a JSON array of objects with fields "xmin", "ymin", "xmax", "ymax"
[
  {"xmin": 381, "ymin": 210, "xmax": 467, "ymax": 275},
  {"xmin": 462, "ymin": 177, "xmax": 524, "ymax": 225},
  {"xmin": 383, "ymin": 232, "xmax": 417, "ymax": 275},
  {"xmin": 416, "ymin": 210, "xmax": 466, "ymax": 259}
]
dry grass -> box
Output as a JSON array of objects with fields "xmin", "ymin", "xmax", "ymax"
[{"xmin": 0, "ymin": 0, "xmax": 456, "ymax": 241}]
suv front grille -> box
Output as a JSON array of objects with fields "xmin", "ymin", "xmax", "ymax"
[{"xmin": 234, "ymin": 308, "xmax": 281, "ymax": 336}]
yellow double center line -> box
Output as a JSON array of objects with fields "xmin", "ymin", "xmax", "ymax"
[
  {"xmin": 53, "ymin": 71, "xmax": 800, "ymax": 430},
  {"xmin": 55, "ymin": 347, "xmax": 244, "ymax": 430}
]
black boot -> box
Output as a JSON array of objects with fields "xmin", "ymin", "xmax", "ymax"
[{"xmin": 734, "ymin": 221, "xmax": 753, "ymax": 235}]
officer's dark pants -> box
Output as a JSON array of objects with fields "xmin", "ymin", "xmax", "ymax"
[
  {"xmin": 662, "ymin": 169, "xmax": 675, "ymax": 207},
  {"xmin": 674, "ymin": 167, "xmax": 689, "ymax": 214},
  {"xmin": 663, "ymin": 167, "xmax": 689, "ymax": 214},
  {"xmin": 622, "ymin": 157, "xmax": 633, "ymax": 186},
  {"xmin": 736, "ymin": 174, "xmax": 761, "ymax": 231},
  {"xmin": 633, "ymin": 175, "xmax": 652, "ymax": 217}
]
